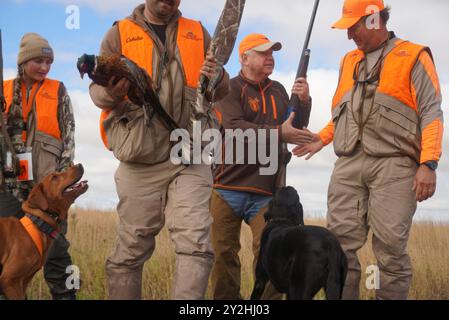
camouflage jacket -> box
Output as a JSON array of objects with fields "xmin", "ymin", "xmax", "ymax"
[{"xmin": 2, "ymin": 78, "xmax": 75, "ymax": 202}]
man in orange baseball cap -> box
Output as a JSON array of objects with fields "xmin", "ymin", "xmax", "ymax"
[
  {"xmin": 210, "ymin": 33, "xmax": 313, "ymax": 300},
  {"xmin": 332, "ymin": 0, "xmax": 389, "ymax": 52},
  {"xmin": 238, "ymin": 33, "xmax": 282, "ymax": 57},
  {"xmin": 294, "ymin": 0, "xmax": 444, "ymax": 300}
]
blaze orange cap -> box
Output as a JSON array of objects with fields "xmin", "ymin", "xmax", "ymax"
[
  {"xmin": 332, "ymin": 0, "xmax": 385, "ymax": 29},
  {"xmin": 238, "ymin": 33, "xmax": 282, "ymax": 56}
]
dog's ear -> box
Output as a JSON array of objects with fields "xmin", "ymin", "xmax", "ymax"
[
  {"xmin": 287, "ymin": 187, "xmax": 304, "ymax": 225},
  {"xmin": 284, "ymin": 186, "xmax": 299, "ymax": 207},
  {"xmin": 297, "ymin": 201, "xmax": 304, "ymax": 225},
  {"xmin": 26, "ymin": 183, "xmax": 49, "ymax": 211}
]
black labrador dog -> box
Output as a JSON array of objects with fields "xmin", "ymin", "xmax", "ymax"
[{"xmin": 251, "ymin": 186, "xmax": 347, "ymax": 300}]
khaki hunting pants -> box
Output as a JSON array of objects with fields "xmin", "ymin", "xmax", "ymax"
[
  {"xmin": 327, "ymin": 148, "xmax": 417, "ymax": 300},
  {"xmin": 210, "ymin": 190, "xmax": 283, "ymax": 300},
  {"xmin": 106, "ymin": 160, "xmax": 214, "ymax": 300}
]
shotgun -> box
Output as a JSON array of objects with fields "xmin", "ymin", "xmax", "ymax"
[
  {"xmin": 193, "ymin": 0, "xmax": 246, "ymax": 119},
  {"xmin": 276, "ymin": 0, "xmax": 320, "ymax": 188},
  {"xmin": 0, "ymin": 29, "xmax": 20, "ymax": 183},
  {"xmin": 289, "ymin": 0, "xmax": 320, "ymax": 129}
]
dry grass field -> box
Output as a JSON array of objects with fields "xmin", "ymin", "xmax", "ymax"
[{"xmin": 27, "ymin": 209, "xmax": 449, "ymax": 300}]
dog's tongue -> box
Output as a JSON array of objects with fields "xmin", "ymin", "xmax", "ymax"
[
  {"xmin": 64, "ymin": 180, "xmax": 88, "ymax": 193},
  {"xmin": 78, "ymin": 180, "xmax": 88, "ymax": 188}
]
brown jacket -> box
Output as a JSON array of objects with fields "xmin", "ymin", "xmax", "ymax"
[
  {"xmin": 89, "ymin": 4, "xmax": 230, "ymax": 164},
  {"xmin": 213, "ymin": 72, "xmax": 292, "ymax": 196}
]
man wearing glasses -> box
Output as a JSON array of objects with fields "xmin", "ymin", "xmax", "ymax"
[{"xmin": 294, "ymin": 0, "xmax": 444, "ymax": 300}]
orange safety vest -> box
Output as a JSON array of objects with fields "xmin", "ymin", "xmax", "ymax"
[
  {"xmin": 99, "ymin": 17, "xmax": 205, "ymax": 148},
  {"xmin": 320, "ymin": 39, "xmax": 443, "ymax": 163},
  {"xmin": 332, "ymin": 39, "xmax": 429, "ymax": 112},
  {"xmin": 4, "ymin": 78, "xmax": 62, "ymax": 141}
]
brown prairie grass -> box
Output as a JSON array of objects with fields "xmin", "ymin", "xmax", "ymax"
[{"xmin": 27, "ymin": 209, "xmax": 449, "ymax": 300}]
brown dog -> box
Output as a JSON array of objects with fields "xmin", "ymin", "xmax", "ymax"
[{"xmin": 0, "ymin": 164, "xmax": 88, "ymax": 299}]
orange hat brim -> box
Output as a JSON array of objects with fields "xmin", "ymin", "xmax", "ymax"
[{"xmin": 332, "ymin": 16, "xmax": 361, "ymax": 29}]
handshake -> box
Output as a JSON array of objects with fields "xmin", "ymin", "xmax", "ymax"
[{"xmin": 280, "ymin": 111, "xmax": 324, "ymax": 160}]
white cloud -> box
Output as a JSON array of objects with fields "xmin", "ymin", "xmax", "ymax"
[
  {"xmin": 272, "ymin": 68, "xmax": 338, "ymax": 132},
  {"xmin": 28, "ymin": 0, "xmax": 449, "ymax": 78},
  {"xmin": 240, "ymin": 0, "xmax": 449, "ymax": 79},
  {"xmin": 68, "ymin": 90, "xmax": 120, "ymax": 209}
]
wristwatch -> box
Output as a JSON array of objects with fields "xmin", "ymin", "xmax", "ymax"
[{"xmin": 423, "ymin": 160, "xmax": 438, "ymax": 171}]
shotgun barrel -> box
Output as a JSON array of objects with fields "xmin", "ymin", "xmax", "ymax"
[{"xmin": 289, "ymin": 0, "xmax": 320, "ymax": 129}]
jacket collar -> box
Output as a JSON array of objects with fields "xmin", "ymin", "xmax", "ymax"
[{"xmin": 238, "ymin": 71, "xmax": 272, "ymax": 90}]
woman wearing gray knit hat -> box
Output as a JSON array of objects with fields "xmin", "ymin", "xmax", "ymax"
[{"xmin": 0, "ymin": 32, "xmax": 77, "ymax": 300}]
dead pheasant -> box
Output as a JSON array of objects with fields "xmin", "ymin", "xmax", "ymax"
[{"xmin": 76, "ymin": 53, "xmax": 179, "ymax": 130}]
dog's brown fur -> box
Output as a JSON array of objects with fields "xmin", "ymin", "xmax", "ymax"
[{"xmin": 0, "ymin": 164, "xmax": 88, "ymax": 299}]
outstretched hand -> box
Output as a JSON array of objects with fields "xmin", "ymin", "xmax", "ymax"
[
  {"xmin": 292, "ymin": 140, "xmax": 324, "ymax": 160},
  {"xmin": 281, "ymin": 112, "xmax": 316, "ymax": 146},
  {"xmin": 291, "ymin": 128, "xmax": 323, "ymax": 160}
]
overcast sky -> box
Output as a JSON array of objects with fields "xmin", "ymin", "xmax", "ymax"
[{"xmin": 1, "ymin": 0, "xmax": 448, "ymax": 221}]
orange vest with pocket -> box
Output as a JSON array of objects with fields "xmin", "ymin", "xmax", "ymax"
[
  {"xmin": 99, "ymin": 17, "xmax": 205, "ymax": 148},
  {"xmin": 332, "ymin": 39, "xmax": 428, "ymax": 111},
  {"xmin": 322, "ymin": 39, "xmax": 432, "ymax": 162}
]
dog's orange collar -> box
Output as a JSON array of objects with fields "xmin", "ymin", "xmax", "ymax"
[{"xmin": 19, "ymin": 216, "xmax": 44, "ymax": 257}]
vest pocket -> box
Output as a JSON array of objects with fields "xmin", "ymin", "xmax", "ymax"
[
  {"xmin": 332, "ymin": 102, "xmax": 349, "ymax": 156},
  {"xmin": 104, "ymin": 104, "xmax": 171, "ymax": 164},
  {"xmin": 369, "ymin": 104, "xmax": 419, "ymax": 159},
  {"xmin": 377, "ymin": 105, "xmax": 417, "ymax": 134},
  {"xmin": 32, "ymin": 131, "xmax": 63, "ymax": 182}
]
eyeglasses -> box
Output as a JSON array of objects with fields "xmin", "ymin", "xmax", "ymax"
[{"xmin": 348, "ymin": 16, "xmax": 368, "ymax": 34}]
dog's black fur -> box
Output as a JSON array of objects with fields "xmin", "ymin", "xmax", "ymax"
[{"xmin": 251, "ymin": 186, "xmax": 348, "ymax": 300}]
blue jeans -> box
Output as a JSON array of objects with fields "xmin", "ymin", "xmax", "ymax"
[{"xmin": 215, "ymin": 189, "xmax": 272, "ymax": 224}]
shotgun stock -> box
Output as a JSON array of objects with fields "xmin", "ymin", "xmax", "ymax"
[{"xmin": 193, "ymin": 0, "xmax": 246, "ymax": 119}]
